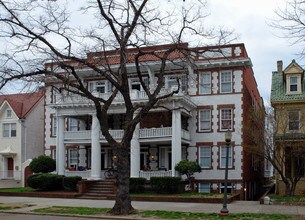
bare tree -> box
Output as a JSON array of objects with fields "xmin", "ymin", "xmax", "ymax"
[
  {"xmin": 245, "ymin": 106, "xmax": 305, "ymax": 196},
  {"xmin": 271, "ymin": 0, "xmax": 305, "ymax": 56},
  {"xmin": 0, "ymin": 0, "xmax": 235, "ymax": 214}
]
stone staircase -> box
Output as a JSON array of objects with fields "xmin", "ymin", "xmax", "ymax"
[{"xmin": 81, "ymin": 179, "xmax": 116, "ymax": 199}]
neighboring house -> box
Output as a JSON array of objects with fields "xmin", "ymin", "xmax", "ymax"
[
  {"xmin": 44, "ymin": 43, "xmax": 263, "ymax": 200},
  {"xmin": 0, "ymin": 91, "xmax": 45, "ymax": 188},
  {"xmin": 271, "ymin": 60, "xmax": 305, "ymax": 195}
]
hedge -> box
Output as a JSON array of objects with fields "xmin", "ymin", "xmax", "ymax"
[
  {"xmin": 150, "ymin": 177, "xmax": 181, "ymax": 194},
  {"xmin": 29, "ymin": 155, "xmax": 56, "ymax": 173},
  {"xmin": 129, "ymin": 177, "xmax": 146, "ymax": 193},
  {"xmin": 27, "ymin": 173, "xmax": 64, "ymax": 191},
  {"xmin": 63, "ymin": 176, "xmax": 82, "ymax": 191}
]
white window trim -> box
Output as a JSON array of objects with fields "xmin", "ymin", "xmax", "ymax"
[
  {"xmin": 199, "ymin": 183, "xmax": 211, "ymax": 193},
  {"xmin": 51, "ymin": 116, "xmax": 57, "ymax": 137},
  {"xmin": 220, "ymin": 145, "xmax": 233, "ymax": 169},
  {"xmin": 3, "ymin": 123, "xmax": 17, "ymax": 138},
  {"xmin": 68, "ymin": 118, "xmax": 78, "ymax": 131},
  {"xmin": 6, "ymin": 109, "xmax": 12, "ymax": 118},
  {"xmin": 199, "ymin": 72, "xmax": 211, "ymax": 94},
  {"xmin": 199, "ymin": 146, "xmax": 212, "ymax": 168},
  {"xmin": 220, "ymin": 71, "xmax": 232, "ymax": 93},
  {"xmin": 199, "ymin": 109, "xmax": 211, "ymax": 131},
  {"xmin": 220, "ymin": 108, "xmax": 233, "ymax": 131},
  {"xmin": 68, "ymin": 148, "xmax": 78, "ymax": 169}
]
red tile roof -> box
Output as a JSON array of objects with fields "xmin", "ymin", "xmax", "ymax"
[{"xmin": 0, "ymin": 90, "xmax": 45, "ymax": 119}]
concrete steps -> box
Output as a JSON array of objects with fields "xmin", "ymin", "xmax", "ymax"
[{"xmin": 82, "ymin": 180, "xmax": 116, "ymax": 199}]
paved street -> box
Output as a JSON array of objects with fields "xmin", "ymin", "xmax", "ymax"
[
  {"xmin": 0, "ymin": 196, "xmax": 304, "ymax": 219},
  {"xmin": 0, "ymin": 213, "xmax": 108, "ymax": 220}
]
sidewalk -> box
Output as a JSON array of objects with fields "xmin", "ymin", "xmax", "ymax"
[{"xmin": 0, "ymin": 196, "xmax": 304, "ymax": 218}]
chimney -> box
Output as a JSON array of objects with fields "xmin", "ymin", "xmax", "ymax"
[{"xmin": 277, "ymin": 60, "xmax": 283, "ymax": 73}]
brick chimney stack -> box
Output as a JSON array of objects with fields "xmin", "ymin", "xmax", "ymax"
[{"xmin": 277, "ymin": 60, "xmax": 283, "ymax": 73}]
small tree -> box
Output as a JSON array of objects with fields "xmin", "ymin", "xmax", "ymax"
[
  {"xmin": 175, "ymin": 160, "xmax": 201, "ymax": 191},
  {"xmin": 29, "ymin": 155, "xmax": 56, "ymax": 173},
  {"xmin": 175, "ymin": 160, "xmax": 201, "ymax": 179}
]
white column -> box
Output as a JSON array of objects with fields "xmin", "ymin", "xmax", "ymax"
[
  {"xmin": 90, "ymin": 113, "xmax": 101, "ymax": 179},
  {"xmin": 56, "ymin": 116, "xmax": 65, "ymax": 175},
  {"xmin": 171, "ymin": 109, "xmax": 182, "ymax": 176},
  {"xmin": 130, "ymin": 122, "xmax": 140, "ymax": 177}
]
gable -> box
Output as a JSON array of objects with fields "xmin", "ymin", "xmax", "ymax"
[{"xmin": 0, "ymin": 101, "xmax": 18, "ymax": 121}]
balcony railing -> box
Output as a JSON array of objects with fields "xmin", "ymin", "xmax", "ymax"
[
  {"xmin": 64, "ymin": 127, "xmax": 190, "ymax": 142},
  {"xmin": 54, "ymin": 89, "xmax": 186, "ymax": 105}
]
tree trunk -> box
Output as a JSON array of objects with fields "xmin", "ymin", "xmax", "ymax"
[{"xmin": 110, "ymin": 146, "xmax": 134, "ymax": 215}]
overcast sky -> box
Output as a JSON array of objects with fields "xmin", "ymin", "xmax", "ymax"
[
  {"xmin": 1, "ymin": 0, "xmax": 301, "ymax": 102},
  {"xmin": 207, "ymin": 0, "xmax": 301, "ymax": 103}
]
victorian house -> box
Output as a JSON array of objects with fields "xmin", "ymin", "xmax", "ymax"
[
  {"xmin": 0, "ymin": 91, "xmax": 45, "ymax": 188},
  {"xmin": 271, "ymin": 60, "xmax": 305, "ymax": 195},
  {"xmin": 44, "ymin": 43, "xmax": 263, "ymax": 200}
]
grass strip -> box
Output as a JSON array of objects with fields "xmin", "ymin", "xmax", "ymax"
[
  {"xmin": 33, "ymin": 206, "xmax": 110, "ymax": 215},
  {"xmin": 269, "ymin": 194, "xmax": 305, "ymax": 203},
  {"xmin": 0, "ymin": 187, "xmax": 35, "ymax": 193},
  {"xmin": 32, "ymin": 206, "xmax": 292, "ymax": 219}
]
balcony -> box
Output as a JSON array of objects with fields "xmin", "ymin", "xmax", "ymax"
[
  {"xmin": 52, "ymin": 89, "xmax": 188, "ymax": 107},
  {"xmin": 64, "ymin": 127, "xmax": 190, "ymax": 144}
]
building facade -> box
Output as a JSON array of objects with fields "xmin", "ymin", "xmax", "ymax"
[
  {"xmin": 271, "ymin": 60, "xmax": 305, "ymax": 195},
  {"xmin": 0, "ymin": 91, "xmax": 45, "ymax": 188},
  {"xmin": 44, "ymin": 43, "xmax": 263, "ymax": 200}
]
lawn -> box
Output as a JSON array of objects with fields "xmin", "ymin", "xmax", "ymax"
[
  {"xmin": 269, "ymin": 194, "xmax": 305, "ymax": 203},
  {"xmin": 0, "ymin": 187, "xmax": 35, "ymax": 193},
  {"xmin": 130, "ymin": 192, "xmax": 229, "ymax": 198},
  {"xmin": 32, "ymin": 206, "xmax": 293, "ymax": 219}
]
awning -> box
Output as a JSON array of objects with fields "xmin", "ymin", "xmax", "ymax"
[{"xmin": 0, "ymin": 146, "xmax": 17, "ymax": 156}]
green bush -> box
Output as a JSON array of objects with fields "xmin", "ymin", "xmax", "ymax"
[
  {"xmin": 150, "ymin": 177, "xmax": 181, "ymax": 194},
  {"xmin": 27, "ymin": 173, "xmax": 64, "ymax": 191},
  {"xmin": 29, "ymin": 155, "xmax": 56, "ymax": 173},
  {"xmin": 130, "ymin": 177, "xmax": 146, "ymax": 193},
  {"xmin": 175, "ymin": 160, "xmax": 201, "ymax": 179},
  {"xmin": 63, "ymin": 176, "xmax": 82, "ymax": 191}
]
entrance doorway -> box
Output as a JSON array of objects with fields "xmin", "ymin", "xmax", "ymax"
[{"xmin": 7, "ymin": 158, "xmax": 14, "ymax": 178}]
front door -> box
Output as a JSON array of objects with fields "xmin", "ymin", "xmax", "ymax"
[{"xmin": 7, "ymin": 158, "xmax": 14, "ymax": 178}]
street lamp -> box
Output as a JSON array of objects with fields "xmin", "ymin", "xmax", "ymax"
[{"xmin": 220, "ymin": 129, "xmax": 231, "ymax": 216}]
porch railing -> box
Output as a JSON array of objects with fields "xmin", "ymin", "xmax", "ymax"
[
  {"xmin": 139, "ymin": 170, "xmax": 172, "ymax": 180},
  {"xmin": 54, "ymin": 89, "xmax": 186, "ymax": 105},
  {"xmin": 64, "ymin": 170, "xmax": 91, "ymax": 179},
  {"xmin": 64, "ymin": 127, "xmax": 190, "ymax": 142},
  {"xmin": 139, "ymin": 127, "xmax": 172, "ymax": 138}
]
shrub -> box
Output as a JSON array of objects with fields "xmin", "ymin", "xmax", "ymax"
[
  {"xmin": 27, "ymin": 173, "xmax": 64, "ymax": 191},
  {"xmin": 150, "ymin": 177, "xmax": 181, "ymax": 194},
  {"xmin": 63, "ymin": 176, "xmax": 82, "ymax": 191},
  {"xmin": 29, "ymin": 155, "xmax": 56, "ymax": 173},
  {"xmin": 129, "ymin": 177, "xmax": 146, "ymax": 193},
  {"xmin": 174, "ymin": 160, "xmax": 201, "ymax": 179}
]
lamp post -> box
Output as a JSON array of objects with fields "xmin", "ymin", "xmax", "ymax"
[{"xmin": 220, "ymin": 129, "xmax": 231, "ymax": 216}]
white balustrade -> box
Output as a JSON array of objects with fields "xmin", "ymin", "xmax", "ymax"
[
  {"xmin": 64, "ymin": 127, "xmax": 190, "ymax": 142},
  {"xmin": 139, "ymin": 127, "xmax": 172, "ymax": 138},
  {"xmin": 139, "ymin": 170, "xmax": 172, "ymax": 180},
  {"xmin": 65, "ymin": 170, "xmax": 91, "ymax": 179}
]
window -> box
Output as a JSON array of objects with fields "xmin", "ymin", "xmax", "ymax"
[
  {"xmin": 288, "ymin": 111, "xmax": 300, "ymax": 130},
  {"xmin": 290, "ymin": 76, "xmax": 298, "ymax": 92},
  {"xmin": 199, "ymin": 109, "xmax": 211, "ymax": 131},
  {"xmin": 220, "ymin": 145, "xmax": 233, "ymax": 168},
  {"xmin": 68, "ymin": 148, "xmax": 78, "ymax": 168},
  {"xmin": 220, "ymin": 71, "xmax": 232, "ymax": 93},
  {"xmin": 88, "ymin": 81, "xmax": 110, "ymax": 93},
  {"xmin": 6, "ymin": 109, "xmax": 12, "ymax": 118},
  {"xmin": 51, "ymin": 116, "xmax": 57, "ymax": 137},
  {"xmin": 220, "ymin": 182, "xmax": 232, "ymax": 193},
  {"xmin": 130, "ymin": 78, "xmax": 148, "ymax": 91},
  {"xmin": 68, "ymin": 118, "xmax": 78, "ymax": 131},
  {"xmin": 3, "ymin": 123, "xmax": 16, "ymax": 137},
  {"xmin": 220, "ymin": 109, "xmax": 232, "ymax": 130},
  {"xmin": 199, "ymin": 183, "xmax": 211, "ymax": 193},
  {"xmin": 199, "ymin": 72, "xmax": 211, "ymax": 94},
  {"xmin": 199, "ymin": 146, "xmax": 212, "ymax": 168},
  {"xmin": 52, "ymin": 149, "xmax": 56, "ymax": 160},
  {"xmin": 166, "ymin": 76, "xmax": 186, "ymax": 93}
]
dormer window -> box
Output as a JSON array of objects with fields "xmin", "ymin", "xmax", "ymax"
[{"xmin": 290, "ymin": 76, "xmax": 298, "ymax": 92}]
